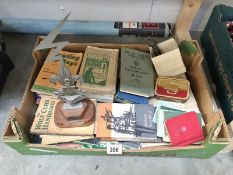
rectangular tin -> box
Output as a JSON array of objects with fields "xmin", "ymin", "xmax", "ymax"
[{"xmin": 155, "ymin": 77, "xmax": 190, "ymax": 102}]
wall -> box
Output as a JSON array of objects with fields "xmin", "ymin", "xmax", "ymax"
[{"xmin": 0, "ymin": 0, "xmax": 232, "ymax": 32}]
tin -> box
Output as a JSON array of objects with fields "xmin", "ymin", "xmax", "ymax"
[{"xmin": 155, "ymin": 77, "xmax": 190, "ymax": 102}]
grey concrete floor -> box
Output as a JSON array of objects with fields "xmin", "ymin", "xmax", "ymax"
[{"xmin": 0, "ymin": 33, "xmax": 233, "ymax": 175}]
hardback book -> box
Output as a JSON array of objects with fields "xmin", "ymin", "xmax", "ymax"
[
  {"xmin": 201, "ymin": 4, "xmax": 233, "ymax": 124},
  {"xmin": 77, "ymin": 46, "xmax": 119, "ymax": 98},
  {"xmin": 165, "ymin": 111, "xmax": 205, "ymax": 146},
  {"xmin": 161, "ymin": 110, "xmax": 205, "ymax": 142},
  {"xmin": 120, "ymin": 48, "xmax": 155, "ymax": 97},
  {"xmin": 31, "ymin": 49, "xmax": 83, "ymax": 96},
  {"xmin": 30, "ymin": 97, "xmax": 95, "ymax": 136},
  {"xmin": 96, "ymin": 103, "xmax": 161, "ymax": 142},
  {"xmin": 114, "ymin": 89, "xmax": 149, "ymax": 104},
  {"xmin": 157, "ymin": 109, "xmax": 204, "ymax": 142}
]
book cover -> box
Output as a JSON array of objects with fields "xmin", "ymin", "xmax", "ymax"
[
  {"xmin": 30, "ymin": 97, "xmax": 95, "ymax": 136},
  {"xmin": 201, "ymin": 5, "xmax": 233, "ymax": 124},
  {"xmin": 134, "ymin": 104, "xmax": 159, "ymax": 141},
  {"xmin": 115, "ymin": 89, "xmax": 149, "ymax": 104},
  {"xmin": 77, "ymin": 46, "xmax": 119, "ymax": 95},
  {"xmin": 120, "ymin": 48, "xmax": 155, "ymax": 97},
  {"xmin": 165, "ymin": 111, "xmax": 205, "ymax": 146},
  {"xmin": 162, "ymin": 110, "xmax": 204, "ymax": 142},
  {"xmin": 96, "ymin": 103, "xmax": 160, "ymax": 142},
  {"xmin": 31, "ymin": 49, "xmax": 83, "ymax": 95}
]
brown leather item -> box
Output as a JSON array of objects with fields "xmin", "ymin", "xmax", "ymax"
[{"xmin": 54, "ymin": 99, "xmax": 95, "ymax": 128}]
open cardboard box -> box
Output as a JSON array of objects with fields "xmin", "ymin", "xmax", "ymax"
[{"xmin": 2, "ymin": 0, "xmax": 232, "ymax": 158}]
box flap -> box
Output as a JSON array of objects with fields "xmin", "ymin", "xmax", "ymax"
[{"xmin": 3, "ymin": 107, "xmax": 28, "ymax": 143}]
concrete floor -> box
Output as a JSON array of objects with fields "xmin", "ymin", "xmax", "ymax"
[{"xmin": 0, "ymin": 33, "xmax": 233, "ymax": 175}]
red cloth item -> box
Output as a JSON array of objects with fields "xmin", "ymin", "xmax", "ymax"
[{"xmin": 165, "ymin": 111, "xmax": 205, "ymax": 146}]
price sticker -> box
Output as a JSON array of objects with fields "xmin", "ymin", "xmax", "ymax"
[{"xmin": 107, "ymin": 144, "xmax": 122, "ymax": 155}]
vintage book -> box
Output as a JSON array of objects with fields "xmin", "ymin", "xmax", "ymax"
[
  {"xmin": 152, "ymin": 48, "xmax": 186, "ymax": 76},
  {"xmin": 157, "ymin": 109, "xmax": 204, "ymax": 142},
  {"xmin": 165, "ymin": 111, "xmax": 205, "ymax": 146},
  {"xmin": 77, "ymin": 46, "xmax": 119, "ymax": 97},
  {"xmin": 96, "ymin": 103, "xmax": 161, "ymax": 142},
  {"xmin": 30, "ymin": 97, "xmax": 95, "ymax": 136},
  {"xmin": 31, "ymin": 49, "xmax": 83, "ymax": 96},
  {"xmin": 120, "ymin": 48, "xmax": 155, "ymax": 97},
  {"xmin": 155, "ymin": 104, "xmax": 204, "ymax": 136},
  {"xmin": 151, "ymin": 88, "xmax": 201, "ymax": 123},
  {"xmin": 115, "ymin": 89, "xmax": 149, "ymax": 104},
  {"xmin": 201, "ymin": 4, "xmax": 233, "ymax": 124}
]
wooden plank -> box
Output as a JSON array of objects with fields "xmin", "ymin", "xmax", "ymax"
[{"xmin": 175, "ymin": 0, "xmax": 203, "ymax": 35}]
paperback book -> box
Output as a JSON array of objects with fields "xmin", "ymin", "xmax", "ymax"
[
  {"xmin": 120, "ymin": 48, "xmax": 155, "ymax": 97},
  {"xmin": 96, "ymin": 103, "xmax": 161, "ymax": 142},
  {"xmin": 30, "ymin": 97, "xmax": 95, "ymax": 136},
  {"xmin": 31, "ymin": 49, "xmax": 83, "ymax": 96},
  {"xmin": 77, "ymin": 46, "xmax": 119, "ymax": 101}
]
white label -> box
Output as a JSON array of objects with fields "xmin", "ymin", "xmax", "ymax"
[
  {"xmin": 122, "ymin": 22, "xmax": 137, "ymax": 29},
  {"xmin": 107, "ymin": 144, "xmax": 122, "ymax": 155}
]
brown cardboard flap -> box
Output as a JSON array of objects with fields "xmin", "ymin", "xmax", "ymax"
[
  {"xmin": 3, "ymin": 107, "xmax": 28, "ymax": 141},
  {"xmin": 18, "ymin": 62, "xmax": 39, "ymax": 129},
  {"xmin": 2, "ymin": 107, "xmax": 16, "ymax": 139}
]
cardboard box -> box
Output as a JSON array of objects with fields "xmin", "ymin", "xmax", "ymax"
[{"xmin": 2, "ymin": 0, "xmax": 231, "ymax": 158}]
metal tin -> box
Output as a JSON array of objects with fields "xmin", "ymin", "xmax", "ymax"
[{"xmin": 155, "ymin": 77, "xmax": 190, "ymax": 102}]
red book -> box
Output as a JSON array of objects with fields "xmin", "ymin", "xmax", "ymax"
[{"xmin": 165, "ymin": 111, "xmax": 205, "ymax": 146}]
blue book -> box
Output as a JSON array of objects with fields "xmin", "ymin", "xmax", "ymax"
[{"xmin": 115, "ymin": 89, "xmax": 149, "ymax": 104}]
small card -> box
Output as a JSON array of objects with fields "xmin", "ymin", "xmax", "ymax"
[{"xmin": 107, "ymin": 144, "xmax": 123, "ymax": 155}]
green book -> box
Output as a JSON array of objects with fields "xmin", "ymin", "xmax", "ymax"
[
  {"xmin": 120, "ymin": 48, "xmax": 155, "ymax": 97},
  {"xmin": 77, "ymin": 46, "xmax": 119, "ymax": 96}
]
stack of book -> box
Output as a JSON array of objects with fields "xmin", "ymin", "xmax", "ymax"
[
  {"xmin": 30, "ymin": 96, "xmax": 96, "ymax": 144},
  {"xmin": 29, "ymin": 40, "xmax": 206, "ymax": 149},
  {"xmin": 115, "ymin": 47, "xmax": 155, "ymax": 104},
  {"xmin": 96, "ymin": 103, "xmax": 161, "ymax": 143},
  {"xmin": 76, "ymin": 46, "xmax": 119, "ymax": 102}
]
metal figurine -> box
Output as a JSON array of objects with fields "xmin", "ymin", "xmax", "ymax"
[
  {"xmin": 49, "ymin": 55, "xmax": 87, "ymax": 104},
  {"xmin": 33, "ymin": 12, "xmax": 95, "ymax": 127},
  {"xmin": 33, "ymin": 12, "xmax": 87, "ymax": 104}
]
